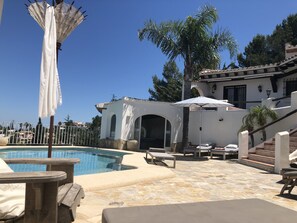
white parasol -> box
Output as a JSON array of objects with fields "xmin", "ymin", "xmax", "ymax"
[{"xmin": 174, "ymin": 96, "xmax": 233, "ymax": 156}]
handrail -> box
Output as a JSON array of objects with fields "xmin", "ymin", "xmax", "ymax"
[
  {"xmin": 272, "ymin": 95, "xmax": 290, "ymax": 102},
  {"xmin": 228, "ymin": 100, "xmax": 261, "ymax": 104},
  {"xmin": 249, "ymin": 109, "xmax": 297, "ymax": 136}
]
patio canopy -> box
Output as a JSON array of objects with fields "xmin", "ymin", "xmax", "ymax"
[
  {"xmin": 174, "ymin": 96, "xmax": 232, "ymax": 108},
  {"xmin": 173, "ymin": 96, "xmax": 233, "ymax": 156}
]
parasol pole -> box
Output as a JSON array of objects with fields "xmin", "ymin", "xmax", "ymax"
[
  {"xmin": 47, "ymin": 0, "xmax": 63, "ymax": 158},
  {"xmin": 199, "ymin": 106, "xmax": 202, "ymax": 158}
]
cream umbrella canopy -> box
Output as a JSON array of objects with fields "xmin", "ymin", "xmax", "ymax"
[{"xmin": 174, "ymin": 96, "xmax": 233, "ymax": 155}]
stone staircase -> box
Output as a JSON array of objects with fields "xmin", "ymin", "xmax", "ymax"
[{"xmin": 240, "ymin": 130, "xmax": 297, "ymax": 172}]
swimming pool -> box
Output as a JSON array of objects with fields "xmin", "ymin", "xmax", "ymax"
[{"xmin": 0, "ymin": 147, "xmax": 134, "ymax": 176}]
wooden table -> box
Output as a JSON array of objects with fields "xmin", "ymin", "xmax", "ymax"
[{"xmin": 0, "ymin": 171, "xmax": 66, "ymax": 223}]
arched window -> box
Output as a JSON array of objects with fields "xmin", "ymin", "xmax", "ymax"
[
  {"xmin": 110, "ymin": 115, "xmax": 116, "ymax": 138},
  {"xmin": 134, "ymin": 117, "xmax": 141, "ymax": 141},
  {"xmin": 191, "ymin": 87, "xmax": 200, "ymax": 97}
]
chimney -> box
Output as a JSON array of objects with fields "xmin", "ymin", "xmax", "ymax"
[{"xmin": 285, "ymin": 43, "xmax": 297, "ymax": 59}]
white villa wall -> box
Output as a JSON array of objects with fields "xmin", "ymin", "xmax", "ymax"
[
  {"xmin": 99, "ymin": 91, "xmax": 297, "ymax": 150},
  {"xmin": 246, "ymin": 91, "xmax": 297, "ymax": 146},
  {"xmin": 193, "ymin": 73, "xmax": 297, "ymax": 109},
  {"xmin": 263, "ymin": 93, "xmax": 297, "ymax": 142},
  {"xmin": 100, "ymin": 100, "xmax": 124, "ymax": 140},
  {"xmin": 121, "ymin": 98, "xmax": 183, "ymax": 143},
  {"xmin": 212, "ymin": 78, "xmax": 279, "ymax": 108},
  {"xmin": 100, "ymin": 97, "xmax": 247, "ymax": 149},
  {"xmin": 188, "ymin": 108, "xmax": 248, "ymax": 146}
]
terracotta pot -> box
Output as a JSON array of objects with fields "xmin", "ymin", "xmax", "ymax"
[
  {"xmin": 0, "ymin": 136, "xmax": 9, "ymax": 146},
  {"xmin": 127, "ymin": 140, "xmax": 138, "ymax": 151}
]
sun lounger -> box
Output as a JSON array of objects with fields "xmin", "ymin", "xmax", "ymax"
[
  {"xmin": 102, "ymin": 198, "xmax": 297, "ymax": 223},
  {"xmin": 146, "ymin": 148, "xmax": 176, "ymax": 168},
  {"xmin": 210, "ymin": 144, "xmax": 238, "ymax": 160},
  {"xmin": 184, "ymin": 143, "xmax": 214, "ymax": 157}
]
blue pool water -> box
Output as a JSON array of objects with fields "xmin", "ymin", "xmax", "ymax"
[{"xmin": 0, "ymin": 147, "xmax": 133, "ymax": 176}]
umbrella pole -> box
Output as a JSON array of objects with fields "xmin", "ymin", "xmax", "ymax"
[
  {"xmin": 48, "ymin": 115, "xmax": 54, "ymax": 158},
  {"xmin": 199, "ymin": 107, "xmax": 202, "ymax": 157}
]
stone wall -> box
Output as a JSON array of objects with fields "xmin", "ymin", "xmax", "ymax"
[{"xmin": 99, "ymin": 138, "xmax": 127, "ymax": 150}]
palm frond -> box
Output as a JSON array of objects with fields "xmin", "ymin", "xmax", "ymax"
[
  {"xmin": 138, "ymin": 20, "xmax": 183, "ymax": 60},
  {"xmin": 211, "ymin": 27, "xmax": 238, "ymax": 60},
  {"xmin": 194, "ymin": 5, "xmax": 218, "ymax": 33}
]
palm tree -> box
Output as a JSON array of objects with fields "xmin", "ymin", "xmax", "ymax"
[
  {"xmin": 138, "ymin": 5, "xmax": 237, "ymax": 148},
  {"xmin": 239, "ymin": 113, "xmax": 256, "ymax": 147},
  {"xmin": 239, "ymin": 106, "xmax": 278, "ymax": 146}
]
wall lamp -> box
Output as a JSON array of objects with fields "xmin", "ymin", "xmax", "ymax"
[
  {"xmin": 266, "ymin": 89, "xmax": 271, "ymax": 98},
  {"xmin": 212, "ymin": 84, "xmax": 217, "ymax": 93},
  {"xmin": 258, "ymin": 85, "xmax": 262, "ymax": 92}
]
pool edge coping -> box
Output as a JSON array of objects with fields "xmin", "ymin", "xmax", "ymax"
[
  {"xmin": 0, "ymin": 146, "xmax": 176, "ymax": 191},
  {"xmin": 74, "ymin": 148, "xmax": 176, "ymax": 191}
]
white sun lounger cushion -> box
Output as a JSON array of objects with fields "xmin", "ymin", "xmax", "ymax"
[
  {"xmin": 0, "ymin": 158, "xmax": 25, "ymax": 220},
  {"xmin": 289, "ymin": 149, "xmax": 297, "ymax": 161},
  {"xmin": 224, "ymin": 144, "xmax": 239, "ymax": 151}
]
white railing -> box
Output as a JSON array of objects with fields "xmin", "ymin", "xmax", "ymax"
[{"xmin": 0, "ymin": 125, "xmax": 100, "ymax": 146}]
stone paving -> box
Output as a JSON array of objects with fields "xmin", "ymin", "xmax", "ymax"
[{"xmin": 75, "ymin": 155, "xmax": 297, "ymax": 223}]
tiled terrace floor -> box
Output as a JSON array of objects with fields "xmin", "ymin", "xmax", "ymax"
[{"xmin": 75, "ymin": 154, "xmax": 297, "ymax": 223}]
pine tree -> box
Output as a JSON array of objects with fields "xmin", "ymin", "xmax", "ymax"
[{"xmin": 148, "ymin": 61, "xmax": 183, "ymax": 102}]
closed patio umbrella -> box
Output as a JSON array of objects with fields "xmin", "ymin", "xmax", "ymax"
[
  {"xmin": 27, "ymin": 0, "xmax": 86, "ymax": 157},
  {"xmin": 174, "ymin": 96, "xmax": 233, "ymax": 156}
]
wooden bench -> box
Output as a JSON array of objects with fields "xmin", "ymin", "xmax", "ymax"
[
  {"xmin": 0, "ymin": 158, "xmax": 85, "ymax": 223},
  {"xmin": 280, "ymin": 171, "xmax": 297, "ymax": 195},
  {"xmin": 57, "ymin": 183, "xmax": 85, "ymax": 223},
  {"xmin": 280, "ymin": 167, "xmax": 297, "ymax": 181}
]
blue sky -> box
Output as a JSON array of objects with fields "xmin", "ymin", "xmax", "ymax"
[{"xmin": 0, "ymin": 0, "xmax": 296, "ymax": 127}]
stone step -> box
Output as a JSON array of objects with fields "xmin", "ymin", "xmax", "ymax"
[
  {"xmin": 255, "ymin": 149, "xmax": 275, "ymax": 157},
  {"xmin": 255, "ymin": 146, "xmax": 264, "ymax": 150},
  {"xmin": 239, "ymin": 158, "xmax": 274, "ymax": 172},
  {"xmin": 290, "ymin": 141, "xmax": 297, "ymax": 147},
  {"xmin": 290, "ymin": 147, "xmax": 297, "ymax": 152},
  {"xmin": 248, "ymin": 154, "xmax": 275, "ymax": 165},
  {"xmin": 263, "ymin": 142, "xmax": 275, "ymax": 151},
  {"xmin": 289, "ymin": 136, "xmax": 297, "ymax": 142}
]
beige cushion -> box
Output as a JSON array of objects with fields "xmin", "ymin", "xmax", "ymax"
[
  {"xmin": 102, "ymin": 199, "xmax": 297, "ymax": 223},
  {"xmin": 0, "ymin": 158, "xmax": 25, "ymax": 220}
]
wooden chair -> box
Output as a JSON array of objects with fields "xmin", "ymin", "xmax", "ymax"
[{"xmin": 0, "ymin": 158, "xmax": 85, "ymax": 223}]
